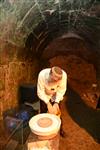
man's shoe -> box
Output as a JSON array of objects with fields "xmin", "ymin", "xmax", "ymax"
[{"xmin": 60, "ymin": 129, "xmax": 67, "ymax": 138}]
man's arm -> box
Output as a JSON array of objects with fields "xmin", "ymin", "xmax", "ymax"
[
  {"xmin": 55, "ymin": 71, "xmax": 67, "ymax": 103},
  {"xmin": 37, "ymin": 73, "xmax": 50, "ymax": 104}
]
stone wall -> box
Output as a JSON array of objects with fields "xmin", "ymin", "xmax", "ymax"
[{"xmin": 0, "ymin": 42, "xmax": 39, "ymax": 119}]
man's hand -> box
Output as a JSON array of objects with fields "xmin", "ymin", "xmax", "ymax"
[
  {"xmin": 47, "ymin": 102, "xmax": 61, "ymax": 115},
  {"xmin": 47, "ymin": 102, "xmax": 54, "ymax": 114},
  {"xmin": 53, "ymin": 103, "xmax": 60, "ymax": 115}
]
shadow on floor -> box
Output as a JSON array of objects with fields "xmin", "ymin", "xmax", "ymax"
[{"xmin": 66, "ymin": 88, "xmax": 100, "ymax": 143}]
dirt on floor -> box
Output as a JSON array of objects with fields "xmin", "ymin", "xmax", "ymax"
[{"xmin": 59, "ymin": 88, "xmax": 100, "ymax": 150}]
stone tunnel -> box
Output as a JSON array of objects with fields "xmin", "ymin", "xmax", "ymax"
[{"xmin": 0, "ymin": 0, "xmax": 100, "ymax": 149}]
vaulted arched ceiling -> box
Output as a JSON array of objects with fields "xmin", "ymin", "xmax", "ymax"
[{"xmin": 0, "ymin": 0, "xmax": 100, "ymax": 50}]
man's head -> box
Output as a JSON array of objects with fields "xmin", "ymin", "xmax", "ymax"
[{"xmin": 49, "ymin": 66, "xmax": 63, "ymax": 82}]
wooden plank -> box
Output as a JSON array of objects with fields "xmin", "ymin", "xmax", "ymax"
[{"xmin": 5, "ymin": 139, "xmax": 18, "ymax": 150}]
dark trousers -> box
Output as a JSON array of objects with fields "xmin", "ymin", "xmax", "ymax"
[
  {"xmin": 40, "ymin": 100, "xmax": 48, "ymax": 113},
  {"xmin": 40, "ymin": 99, "xmax": 62, "ymax": 113}
]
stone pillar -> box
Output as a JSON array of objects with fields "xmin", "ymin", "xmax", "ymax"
[{"xmin": 26, "ymin": 132, "xmax": 60, "ymax": 150}]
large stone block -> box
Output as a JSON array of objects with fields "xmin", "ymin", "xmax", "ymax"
[{"xmin": 26, "ymin": 132, "xmax": 60, "ymax": 150}]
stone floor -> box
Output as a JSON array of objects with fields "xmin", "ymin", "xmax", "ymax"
[{"xmin": 59, "ymin": 88, "xmax": 100, "ymax": 150}]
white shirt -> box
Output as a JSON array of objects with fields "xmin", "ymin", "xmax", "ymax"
[{"xmin": 37, "ymin": 68, "xmax": 67, "ymax": 104}]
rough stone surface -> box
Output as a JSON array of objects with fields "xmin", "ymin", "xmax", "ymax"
[
  {"xmin": 59, "ymin": 93, "xmax": 100, "ymax": 150},
  {"xmin": 0, "ymin": 59, "xmax": 39, "ymax": 119},
  {"xmin": 26, "ymin": 132, "xmax": 60, "ymax": 150},
  {"xmin": 50, "ymin": 55, "xmax": 99, "ymax": 109}
]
